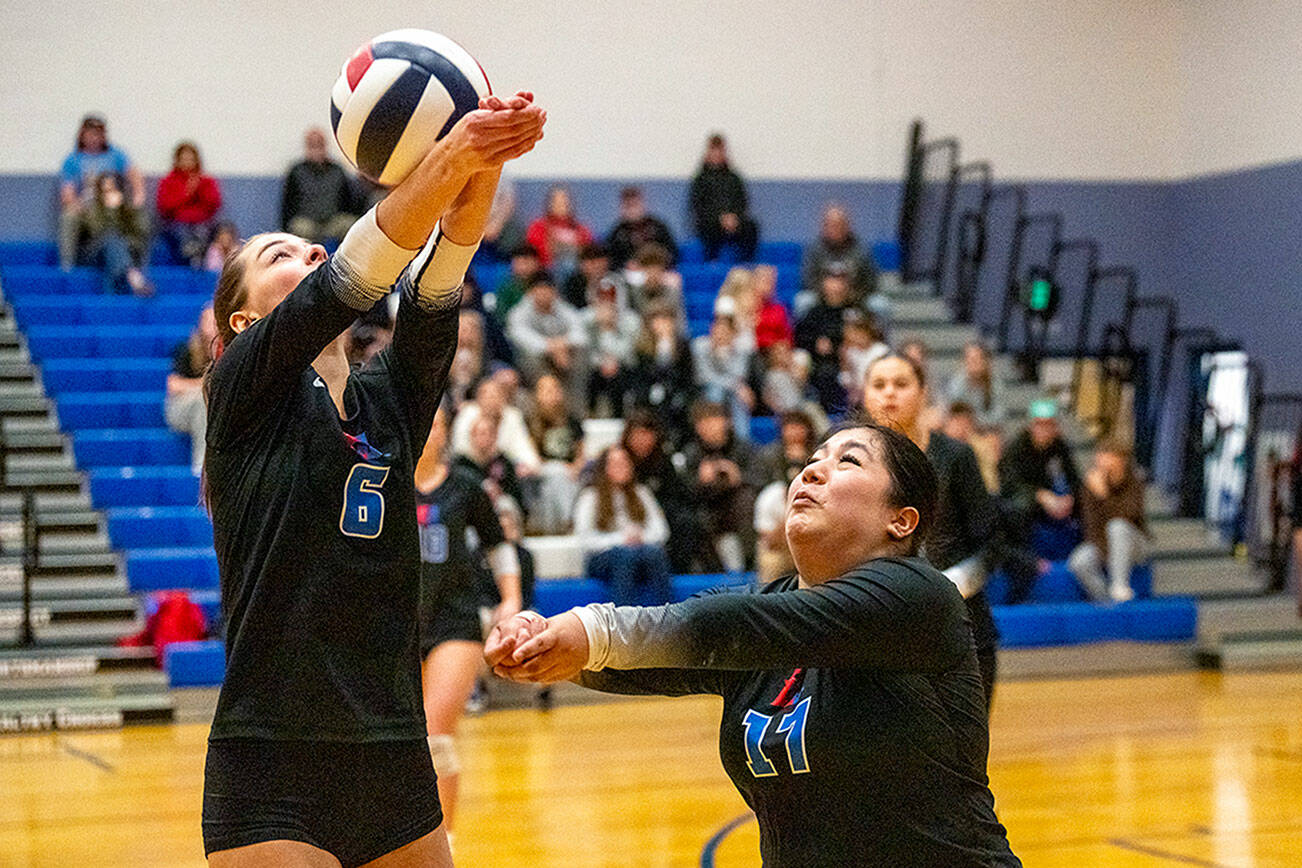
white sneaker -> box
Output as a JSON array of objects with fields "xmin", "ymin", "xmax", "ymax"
[{"xmin": 1109, "ymin": 585, "xmax": 1135, "ymax": 604}]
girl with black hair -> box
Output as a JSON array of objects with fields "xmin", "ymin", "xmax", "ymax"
[{"xmin": 486, "ymin": 417, "xmax": 1020, "ymax": 867}]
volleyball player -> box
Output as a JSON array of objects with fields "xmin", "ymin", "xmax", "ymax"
[
  {"xmin": 861, "ymin": 352, "xmax": 1003, "ymax": 711},
  {"xmin": 414, "ymin": 408, "xmax": 522, "ymax": 834},
  {"xmin": 487, "ymin": 416, "xmax": 1021, "ymax": 867},
  {"xmin": 201, "ymin": 93, "xmax": 545, "ymax": 868}
]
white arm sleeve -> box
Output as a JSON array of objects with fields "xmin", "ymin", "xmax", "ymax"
[
  {"xmin": 486, "ymin": 542, "xmax": 520, "ymax": 579},
  {"xmin": 404, "ymin": 221, "xmax": 479, "ymax": 312},
  {"xmin": 330, "ymin": 206, "xmax": 419, "ymax": 310}
]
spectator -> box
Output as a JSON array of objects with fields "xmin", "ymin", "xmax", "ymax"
[
  {"xmin": 800, "ymin": 203, "xmax": 877, "ymax": 302},
  {"xmin": 900, "ymin": 338, "xmax": 945, "ymax": 433},
  {"xmin": 562, "ymin": 242, "xmax": 627, "ymax": 310},
  {"xmin": 999, "ymin": 399, "xmax": 1082, "ymax": 558},
  {"xmin": 756, "ymin": 408, "xmax": 819, "ymax": 488},
  {"xmin": 759, "ymin": 339, "xmax": 828, "ymax": 429},
  {"xmin": 480, "ymin": 176, "xmax": 526, "ymax": 263},
  {"xmin": 460, "ymin": 275, "xmax": 514, "ymax": 368},
  {"xmin": 839, "ymin": 310, "xmax": 890, "ymax": 406},
  {"xmin": 451, "ymin": 378, "xmax": 541, "ymax": 477},
  {"xmin": 525, "ymin": 185, "xmax": 592, "ymax": 278},
  {"xmin": 584, "ymin": 281, "xmax": 641, "ymax": 417},
  {"xmin": 681, "ymin": 400, "xmax": 759, "ymax": 572},
  {"xmin": 525, "ymin": 374, "xmax": 586, "ymax": 534},
  {"xmin": 627, "ymin": 305, "xmax": 697, "ymax": 446},
  {"xmin": 574, "ymin": 446, "xmax": 673, "ymax": 606},
  {"xmin": 165, "ymin": 305, "xmax": 217, "ymax": 473},
  {"xmin": 454, "ymin": 412, "xmax": 527, "ymax": 520},
  {"xmin": 606, "ymin": 185, "xmax": 678, "ymax": 269},
  {"xmin": 689, "ymin": 133, "xmax": 758, "ymax": 262},
  {"xmin": 692, "ymin": 313, "xmax": 755, "ymax": 441},
  {"xmin": 58, "ymin": 114, "xmax": 145, "ymax": 270},
  {"xmin": 625, "ymin": 242, "xmax": 685, "ymax": 324},
  {"xmin": 621, "ymin": 409, "xmax": 711, "ymax": 573},
  {"xmin": 946, "ymin": 342, "xmax": 1007, "ymax": 429},
  {"xmin": 488, "ymin": 243, "xmax": 542, "ymax": 323},
  {"xmin": 494, "ymin": 498, "xmax": 536, "ymax": 611},
  {"xmin": 203, "ymin": 221, "xmax": 239, "ymax": 272},
  {"xmin": 753, "ymin": 264, "xmax": 793, "ymax": 354},
  {"xmin": 794, "ymin": 270, "xmax": 860, "ymax": 412},
  {"xmin": 716, "ymin": 273, "xmax": 759, "ymax": 358},
  {"xmin": 506, "ymin": 272, "xmax": 588, "ymax": 411},
  {"xmin": 751, "ymin": 410, "xmax": 817, "ymax": 584},
  {"xmin": 1069, "ymin": 441, "xmax": 1149, "ymax": 603},
  {"xmin": 943, "ymin": 401, "xmax": 999, "ymax": 494},
  {"xmin": 280, "ymin": 127, "xmax": 359, "ymax": 242},
  {"xmin": 155, "ymin": 141, "xmax": 222, "ymax": 267},
  {"xmin": 77, "ymin": 173, "xmax": 152, "ymax": 296}
]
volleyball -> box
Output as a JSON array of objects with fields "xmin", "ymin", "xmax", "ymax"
[{"xmin": 331, "ymin": 29, "xmax": 491, "ymax": 186}]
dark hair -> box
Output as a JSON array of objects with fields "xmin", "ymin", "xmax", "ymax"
[
  {"xmin": 579, "ymin": 242, "xmax": 608, "ymax": 261},
  {"xmin": 818, "ymin": 409, "xmax": 938, "ymax": 557},
  {"xmin": 173, "ymin": 141, "xmax": 201, "ymax": 171},
  {"xmin": 202, "ymin": 241, "xmax": 254, "ymax": 512},
  {"xmin": 690, "ymin": 399, "xmax": 729, "ymax": 425},
  {"xmin": 525, "ymin": 270, "xmax": 555, "ymax": 291},
  {"xmin": 947, "ymin": 400, "xmax": 975, "ymax": 419},
  {"xmin": 620, "ymin": 185, "xmax": 643, "ymax": 201},
  {"xmin": 864, "ymin": 351, "xmax": 927, "ymax": 391},
  {"xmin": 779, "ymin": 408, "xmax": 815, "ymax": 435},
  {"xmin": 632, "ymin": 242, "xmax": 672, "ymax": 269},
  {"xmin": 510, "ymin": 243, "xmax": 540, "ymax": 260}
]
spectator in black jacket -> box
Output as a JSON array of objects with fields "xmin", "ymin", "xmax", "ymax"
[
  {"xmin": 621, "ymin": 409, "xmax": 714, "ymax": 573},
  {"xmin": 280, "ymin": 128, "xmax": 360, "ymax": 242},
  {"xmin": 607, "ymin": 186, "xmax": 678, "ymax": 269},
  {"xmin": 681, "ymin": 400, "xmax": 760, "ymax": 571},
  {"xmin": 626, "ymin": 305, "xmax": 697, "ymax": 446},
  {"xmin": 999, "ymin": 400, "xmax": 1083, "ymax": 559},
  {"xmin": 794, "ymin": 270, "xmax": 859, "ymax": 412},
  {"xmin": 688, "ymin": 134, "xmax": 758, "ymax": 262}
]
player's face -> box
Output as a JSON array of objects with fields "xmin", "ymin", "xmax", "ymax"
[
  {"xmin": 863, "ymin": 357, "xmax": 924, "ymax": 432},
  {"xmin": 785, "ymin": 429, "xmax": 906, "ymax": 580},
  {"xmin": 229, "ymin": 234, "xmax": 328, "ymax": 335}
]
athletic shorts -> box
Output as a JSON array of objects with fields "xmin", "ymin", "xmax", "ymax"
[
  {"xmin": 419, "ymin": 575, "xmax": 483, "ymax": 656},
  {"xmin": 202, "ymin": 737, "xmax": 442, "ymax": 866}
]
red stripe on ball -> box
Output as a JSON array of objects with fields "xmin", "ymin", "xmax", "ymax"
[{"xmin": 345, "ymin": 44, "xmax": 373, "ymax": 91}]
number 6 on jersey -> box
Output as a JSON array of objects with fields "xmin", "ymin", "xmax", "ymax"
[{"xmin": 340, "ymin": 463, "xmax": 390, "ymax": 538}]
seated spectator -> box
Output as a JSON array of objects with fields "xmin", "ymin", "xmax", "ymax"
[
  {"xmin": 203, "ymin": 220, "xmax": 240, "ymax": 271},
  {"xmin": 627, "ymin": 305, "xmax": 697, "ymax": 445},
  {"xmin": 58, "ymin": 114, "xmax": 145, "ymax": 270},
  {"xmin": 280, "ymin": 127, "xmax": 360, "ymax": 243},
  {"xmin": 488, "ymin": 243, "xmax": 542, "ymax": 323},
  {"xmin": 506, "ymin": 272, "xmax": 588, "ymax": 411},
  {"xmin": 451, "ymin": 378, "xmax": 541, "ymax": 477},
  {"xmin": 625, "ymin": 242, "xmax": 685, "ymax": 324},
  {"xmin": 900, "ymin": 338, "xmax": 945, "ymax": 433},
  {"xmin": 681, "ymin": 400, "xmax": 759, "ymax": 572},
  {"xmin": 692, "ymin": 312, "xmax": 755, "ymax": 441},
  {"xmin": 751, "ymin": 414, "xmax": 817, "ymax": 582},
  {"xmin": 165, "ymin": 306, "xmax": 217, "ymax": 472},
  {"xmin": 621, "ymin": 409, "xmax": 711, "ymax": 573},
  {"xmin": 794, "ymin": 270, "xmax": 860, "ymax": 412},
  {"xmin": 943, "ymin": 401, "xmax": 999, "ymax": 493},
  {"xmin": 800, "ymin": 203, "xmax": 877, "ymax": 302},
  {"xmin": 839, "ymin": 310, "xmax": 890, "ymax": 406},
  {"xmin": 454, "ymin": 412, "xmax": 527, "ymax": 521},
  {"xmin": 526, "ymin": 185, "xmax": 592, "ymax": 279},
  {"xmin": 999, "ymin": 399, "xmax": 1082, "ymax": 559},
  {"xmin": 760, "ymin": 339, "xmax": 829, "ymax": 430},
  {"xmin": 77, "ymin": 173, "xmax": 152, "ymax": 296},
  {"xmin": 562, "ymin": 242, "xmax": 627, "ymax": 310},
  {"xmin": 584, "ymin": 281, "xmax": 640, "ymax": 418},
  {"xmin": 946, "ymin": 342, "xmax": 1007, "ymax": 429},
  {"xmin": 574, "ymin": 446, "xmax": 673, "ymax": 606},
  {"xmin": 1069, "ymin": 441, "xmax": 1150, "ymax": 603},
  {"xmin": 689, "ymin": 133, "xmax": 758, "ymax": 262},
  {"xmin": 756, "ymin": 409, "xmax": 819, "ymax": 488},
  {"xmin": 606, "ymin": 185, "xmax": 678, "ymax": 270},
  {"xmin": 716, "ymin": 271, "xmax": 759, "ymax": 357},
  {"xmin": 753, "ymin": 264, "xmax": 793, "ymax": 354},
  {"xmin": 460, "ymin": 275, "xmax": 514, "ymax": 367},
  {"xmin": 155, "ymin": 141, "xmax": 222, "ymax": 267},
  {"xmin": 525, "ymin": 374, "xmax": 586, "ymax": 534},
  {"xmin": 479, "ymin": 176, "xmax": 526, "ymax": 263}
]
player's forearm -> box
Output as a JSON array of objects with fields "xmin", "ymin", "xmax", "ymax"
[
  {"xmin": 441, "ymin": 168, "xmax": 501, "ymax": 246},
  {"xmin": 375, "ymin": 137, "xmax": 476, "ymax": 250}
]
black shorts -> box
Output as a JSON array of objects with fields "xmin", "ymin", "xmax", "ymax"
[
  {"xmin": 419, "ymin": 577, "xmax": 484, "ymax": 656},
  {"xmin": 203, "ymin": 737, "xmax": 442, "ymax": 867}
]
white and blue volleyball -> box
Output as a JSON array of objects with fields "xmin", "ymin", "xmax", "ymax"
[{"xmin": 331, "ymin": 29, "xmax": 491, "ymax": 186}]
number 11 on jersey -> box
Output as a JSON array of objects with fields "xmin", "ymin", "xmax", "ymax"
[
  {"xmin": 742, "ymin": 696, "xmax": 812, "ymax": 778},
  {"xmin": 340, "ymin": 463, "xmax": 390, "ymax": 539}
]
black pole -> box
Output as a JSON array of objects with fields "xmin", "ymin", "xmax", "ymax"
[
  {"xmin": 998, "ymin": 212, "xmax": 1061, "ymax": 352},
  {"xmin": 897, "ymin": 119, "xmax": 926, "ymax": 279},
  {"xmin": 21, "ymin": 490, "xmax": 35, "ymax": 647}
]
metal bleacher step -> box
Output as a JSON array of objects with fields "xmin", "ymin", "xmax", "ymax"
[
  {"xmin": 0, "ymin": 595, "xmax": 139, "ymax": 626},
  {"xmin": 1195, "ymin": 628, "xmax": 1302, "ymax": 671},
  {"xmin": 0, "ymin": 346, "xmax": 31, "ymax": 366},
  {"xmin": 0, "ymin": 615, "xmax": 143, "ymax": 647},
  {"xmin": 2, "ymin": 427, "xmax": 67, "ymax": 455},
  {"xmin": 0, "ymin": 573, "xmax": 127, "ymax": 603},
  {"xmin": 0, "ymin": 668, "xmax": 169, "ymax": 703},
  {"xmin": 7, "ymin": 452, "xmax": 75, "ymax": 474},
  {"xmin": 1152, "ymin": 555, "xmax": 1263, "ymax": 597},
  {"xmin": 890, "ymin": 296, "xmax": 952, "ymax": 323},
  {"xmin": 2, "ymin": 469, "xmax": 83, "ymax": 495},
  {"xmin": 0, "ymin": 360, "xmax": 36, "ymax": 383},
  {"xmin": 0, "ymin": 644, "xmax": 157, "ymax": 675},
  {"xmin": 0, "ymin": 392, "xmax": 51, "ymax": 417},
  {"xmin": 894, "ymin": 322, "xmax": 981, "ymax": 355},
  {"xmin": 0, "ymin": 692, "xmax": 174, "ymax": 732},
  {"xmin": 1148, "ymin": 517, "xmax": 1232, "ymax": 560}
]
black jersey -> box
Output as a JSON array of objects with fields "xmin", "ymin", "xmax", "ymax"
[
  {"xmin": 206, "ymin": 256, "xmax": 457, "ymax": 742},
  {"xmin": 415, "ymin": 464, "xmax": 505, "ymax": 610},
  {"xmin": 577, "ymin": 559, "xmax": 1020, "ymax": 867}
]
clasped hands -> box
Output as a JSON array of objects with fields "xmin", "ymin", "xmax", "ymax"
[{"xmin": 483, "ymin": 610, "xmax": 590, "ymax": 685}]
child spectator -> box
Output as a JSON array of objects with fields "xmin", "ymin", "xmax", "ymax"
[
  {"xmin": 584, "ymin": 281, "xmax": 640, "ymax": 417},
  {"xmin": 692, "ymin": 313, "xmax": 755, "ymax": 441},
  {"xmin": 681, "ymin": 400, "xmax": 759, "ymax": 572},
  {"xmin": 689, "ymin": 133, "xmax": 758, "ymax": 262},
  {"xmin": 77, "ymin": 173, "xmax": 151, "ymax": 296},
  {"xmin": 627, "ymin": 305, "xmax": 697, "ymax": 445},
  {"xmin": 203, "ymin": 221, "xmax": 239, "ymax": 272},
  {"xmin": 838, "ymin": 310, "xmax": 890, "ymax": 406},
  {"xmin": 58, "ymin": 114, "xmax": 145, "ymax": 270},
  {"xmin": 280, "ymin": 127, "xmax": 360, "ymax": 242},
  {"xmin": 1069, "ymin": 441, "xmax": 1150, "ymax": 602},
  {"xmin": 156, "ymin": 141, "xmax": 222, "ymax": 267},
  {"xmin": 165, "ymin": 306, "xmax": 217, "ymax": 472},
  {"xmin": 606, "ymin": 185, "xmax": 678, "ymax": 269},
  {"xmin": 573, "ymin": 446, "xmax": 673, "ymax": 606},
  {"xmin": 526, "ymin": 185, "xmax": 592, "ymax": 278},
  {"xmin": 525, "ymin": 374, "xmax": 586, "ymax": 534}
]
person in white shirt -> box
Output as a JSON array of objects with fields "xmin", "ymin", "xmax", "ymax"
[
  {"xmin": 572, "ymin": 446, "xmax": 673, "ymax": 605},
  {"xmin": 506, "ymin": 271, "xmax": 588, "ymax": 412},
  {"xmin": 450, "ymin": 377, "xmax": 540, "ymax": 475}
]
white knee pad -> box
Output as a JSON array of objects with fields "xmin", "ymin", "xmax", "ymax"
[{"xmin": 427, "ymin": 734, "xmax": 461, "ymax": 775}]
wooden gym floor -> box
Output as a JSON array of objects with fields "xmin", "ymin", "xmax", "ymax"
[{"xmin": 1, "ymin": 670, "xmax": 1301, "ymax": 867}]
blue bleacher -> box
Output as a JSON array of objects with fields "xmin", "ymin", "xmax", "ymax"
[
  {"xmin": 89, "ymin": 467, "xmax": 200, "ymax": 509},
  {"xmin": 108, "ymin": 506, "xmax": 213, "ymax": 549},
  {"xmin": 13, "ymin": 295, "xmax": 208, "ymax": 329},
  {"xmin": 74, "ymin": 429, "xmax": 190, "ymax": 467},
  {"xmin": 58, "ymin": 392, "xmax": 166, "ymax": 429},
  {"xmin": 0, "ymin": 241, "xmax": 58, "ymax": 266},
  {"xmin": 126, "ymin": 547, "xmax": 218, "ymax": 592},
  {"xmin": 27, "ymin": 325, "xmax": 190, "ymax": 360},
  {"xmin": 44, "ymin": 359, "xmax": 172, "ymax": 394}
]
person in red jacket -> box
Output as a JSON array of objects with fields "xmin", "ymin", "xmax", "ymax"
[
  {"xmin": 525, "ymin": 185, "xmax": 592, "ymax": 279},
  {"xmin": 156, "ymin": 141, "xmax": 222, "ymax": 267},
  {"xmin": 752, "ymin": 263, "xmax": 793, "ymax": 353}
]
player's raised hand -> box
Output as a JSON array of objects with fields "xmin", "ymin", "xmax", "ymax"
[
  {"xmin": 492, "ymin": 612, "xmax": 589, "ymax": 685},
  {"xmin": 443, "ymin": 97, "xmax": 546, "ymax": 173},
  {"xmin": 484, "ymin": 610, "xmax": 547, "ymax": 667}
]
